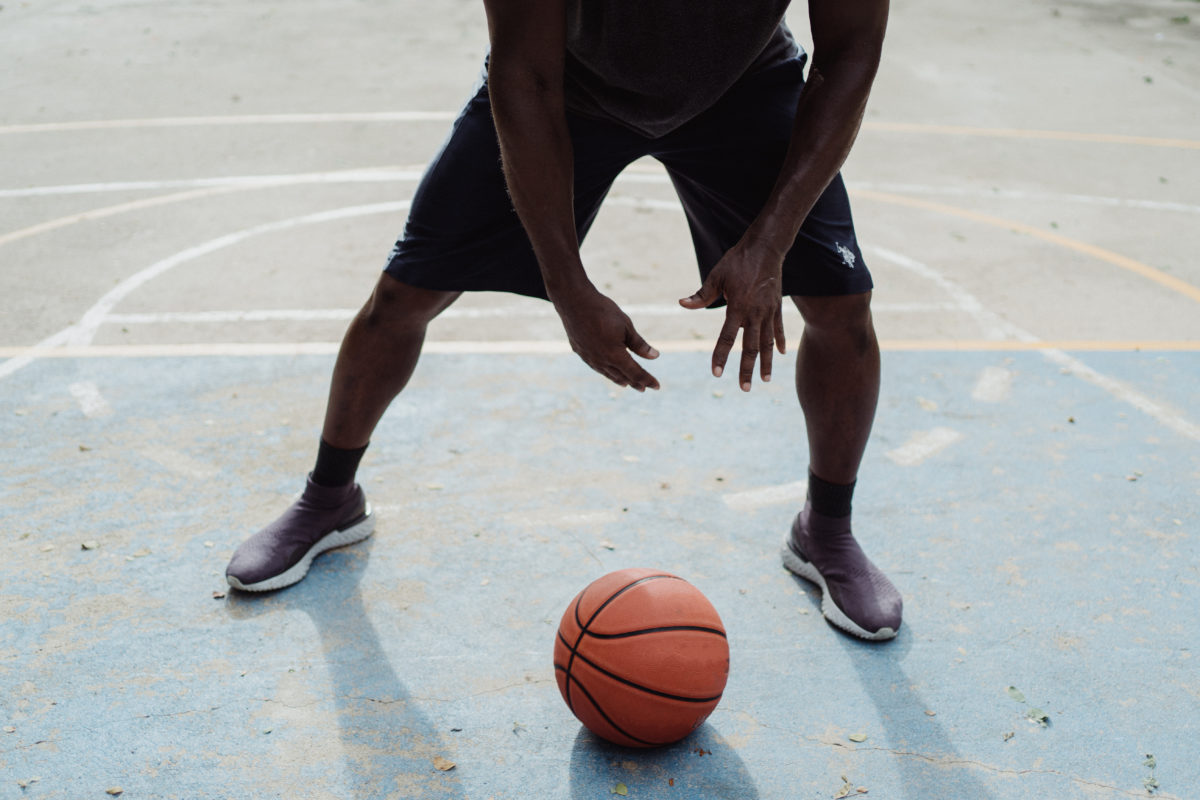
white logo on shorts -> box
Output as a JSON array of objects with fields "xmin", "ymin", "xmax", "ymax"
[{"xmin": 836, "ymin": 243, "xmax": 857, "ymax": 269}]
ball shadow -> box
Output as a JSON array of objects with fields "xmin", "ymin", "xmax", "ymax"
[
  {"xmin": 224, "ymin": 538, "xmax": 464, "ymax": 799},
  {"xmin": 568, "ymin": 723, "xmax": 760, "ymax": 800}
]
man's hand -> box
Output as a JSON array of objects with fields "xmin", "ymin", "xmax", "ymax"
[
  {"xmin": 679, "ymin": 242, "xmax": 786, "ymax": 391},
  {"xmin": 553, "ymin": 286, "xmax": 661, "ymax": 391}
]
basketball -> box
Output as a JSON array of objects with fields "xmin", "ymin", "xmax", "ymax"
[{"xmin": 553, "ymin": 567, "xmax": 730, "ymax": 748}]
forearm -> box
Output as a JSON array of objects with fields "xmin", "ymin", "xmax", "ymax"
[
  {"xmin": 488, "ymin": 63, "xmax": 590, "ymax": 298},
  {"xmin": 746, "ymin": 43, "xmax": 885, "ymax": 256}
]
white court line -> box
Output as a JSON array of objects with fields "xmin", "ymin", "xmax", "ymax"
[
  {"xmin": 722, "ymin": 481, "xmax": 807, "ymax": 511},
  {"xmin": 0, "ymin": 112, "xmax": 458, "ymax": 135},
  {"xmin": 6, "ymin": 170, "xmax": 1199, "ymax": 217},
  {"xmin": 68, "ymin": 381, "xmax": 113, "ymax": 418},
  {"xmin": 886, "ymin": 427, "xmax": 964, "ymax": 466},
  {"xmin": 867, "ymin": 245, "xmax": 1200, "ymax": 442},
  {"xmin": 971, "ymin": 366, "xmax": 1014, "ymax": 403},
  {"xmin": 102, "ymin": 301, "xmax": 959, "ymax": 325},
  {"xmin": 5, "ymin": 196, "xmax": 1198, "ymax": 444}
]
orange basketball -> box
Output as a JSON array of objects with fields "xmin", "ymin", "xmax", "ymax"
[{"xmin": 554, "ymin": 567, "xmax": 730, "ymax": 747}]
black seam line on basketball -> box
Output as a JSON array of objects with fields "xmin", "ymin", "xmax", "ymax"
[
  {"xmin": 583, "ymin": 625, "xmax": 727, "ymax": 640},
  {"xmin": 566, "ymin": 574, "xmax": 683, "ymax": 715},
  {"xmin": 568, "ymin": 647, "xmax": 725, "ymax": 704},
  {"xmin": 563, "ymin": 669, "xmax": 661, "ymax": 747}
]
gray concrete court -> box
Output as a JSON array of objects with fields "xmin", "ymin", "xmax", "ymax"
[{"xmin": 2, "ymin": 1, "xmax": 1199, "ymax": 798}]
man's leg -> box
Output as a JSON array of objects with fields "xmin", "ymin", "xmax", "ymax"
[
  {"xmin": 322, "ymin": 275, "xmax": 461, "ymax": 450},
  {"xmin": 225, "ymin": 275, "xmax": 459, "ymax": 592},
  {"xmin": 793, "ymin": 292, "xmax": 879, "ymax": 484},
  {"xmin": 782, "ymin": 291, "xmax": 902, "ymax": 641}
]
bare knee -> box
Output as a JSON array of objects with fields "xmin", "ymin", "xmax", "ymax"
[
  {"xmin": 792, "ymin": 292, "xmax": 875, "ymax": 350},
  {"xmin": 360, "ymin": 273, "xmax": 460, "ymax": 330}
]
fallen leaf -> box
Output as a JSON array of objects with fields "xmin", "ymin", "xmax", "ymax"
[
  {"xmin": 600, "ymin": 540, "xmax": 616, "ymax": 550},
  {"xmin": 262, "ymin": 728, "xmax": 272, "ymax": 734},
  {"xmin": 848, "ymin": 733, "xmax": 868, "ymax": 743},
  {"xmin": 40, "ymin": 545, "xmax": 54, "ymax": 553},
  {"xmin": 856, "ymin": 789, "xmax": 869, "ymax": 795},
  {"xmin": 203, "ymin": 541, "xmax": 215, "ymax": 548},
  {"xmin": 432, "ymin": 756, "xmax": 456, "ymax": 772},
  {"xmin": 81, "ymin": 540, "xmax": 100, "ymax": 550},
  {"xmin": 3, "ymin": 726, "xmax": 14, "ymax": 733},
  {"xmin": 668, "ymin": 778, "xmax": 674, "ymax": 787},
  {"xmin": 79, "ymin": 444, "xmax": 92, "ymax": 452},
  {"xmin": 1002, "ymin": 731, "xmax": 1015, "ymax": 742},
  {"xmin": 1144, "ymin": 754, "xmax": 1157, "ymax": 769},
  {"xmin": 106, "ymin": 789, "xmax": 123, "ymax": 796},
  {"xmin": 1026, "ymin": 708, "xmax": 1049, "ymax": 726},
  {"xmin": 1006, "ymin": 686, "xmax": 1026, "ymax": 703},
  {"xmin": 212, "ymin": 591, "xmax": 226, "ymax": 600},
  {"xmin": 924, "ymin": 710, "xmax": 936, "ymax": 717},
  {"xmin": 1144, "ymin": 776, "xmax": 1160, "ymax": 791},
  {"xmin": 612, "ymin": 783, "xmax": 628, "ymax": 796}
]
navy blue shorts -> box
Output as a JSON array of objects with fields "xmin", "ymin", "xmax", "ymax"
[{"xmin": 385, "ymin": 57, "xmax": 872, "ymax": 300}]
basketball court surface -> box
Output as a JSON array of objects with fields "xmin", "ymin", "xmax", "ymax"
[{"xmin": 2, "ymin": 1, "xmax": 1198, "ymax": 797}]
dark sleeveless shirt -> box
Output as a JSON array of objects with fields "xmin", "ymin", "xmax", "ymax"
[{"xmin": 564, "ymin": 0, "xmax": 799, "ymax": 138}]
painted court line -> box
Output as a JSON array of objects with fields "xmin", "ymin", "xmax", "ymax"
[
  {"xmin": 722, "ymin": 481, "xmax": 807, "ymax": 510},
  {"xmin": 101, "ymin": 301, "xmax": 959, "ymax": 326},
  {"xmin": 4, "ymin": 114, "xmax": 1196, "ymax": 149},
  {"xmin": 869, "ymin": 245, "xmax": 1200, "ymax": 443},
  {"xmin": 67, "ymin": 381, "xmax": 113, "ymax": 419},
  {"xmin": 4, "ymin": 199, "xmax": 1198, "ymax": 446},
  {"xmin": 4, "ymin": 340, "xmax": 1199, "ymax": 361},
  {"xmin": 971, "ymin": 366, "xmax": 1015, "ymax": 403},
  {"xmin": 886, "ymin": 427, "xmax": 964, "ymax": 466},
  {"xmin": 857, "ymin": 191, "xmax": 1200, "ymax": 306}
]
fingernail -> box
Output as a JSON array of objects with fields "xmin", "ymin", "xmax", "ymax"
[
  {"xmin": 764, "ymin": 374, "xmax": 771, "ymax": 382},
  {"xmin": 741, "ymin": 381, "xmax": 750, "ymax": 392},
  {"xmin": 713, "ymin": 366, "xmax": 723, "ymax": 377},
  {"xmin": 649, "ymin": 348, "xmax": 660, "ymax": 358}
]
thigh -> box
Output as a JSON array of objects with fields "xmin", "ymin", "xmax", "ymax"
[
  {"xmin": 385, "ymin": 75, "xmax": 647, "ymax": 300},
  {"xmin": 652, "ymin": 57, "xmax": 873, "ymax": 298}
]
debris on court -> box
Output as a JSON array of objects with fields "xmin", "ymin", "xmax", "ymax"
[
  {"xmin": 432, "ymin": 756, "xmax": 456, "ymax": 772},
  {"xmin": 611, "ymin": 782, "xmax": 628, "ymax": 796},
  {"xmin": 833, "ymin": 774, "xmax": 869, "ymax": 797},
  {"xmin": 211, "ymin": 590, "xmax": 226, "ymax": 600},
  {"xmin": 1143, "ymin": 754, "xmax": 1159, "ymax": 793},
  {"xmin": 105, "ymin": 788, "xmax": 122, "ymax": 796},
  {"xmin": 848, "ymin": 732, "xmax": 868, "ymax": 743},
  {"xmin": 1006, "ymin": 685, "xmax": 1050, "ymax": 727},
  {"xmin": 81, "ymin": 540, "xmax": 99, "ymax": 550}
]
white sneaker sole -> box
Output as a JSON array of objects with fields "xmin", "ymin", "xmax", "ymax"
[
  {"xmin": 226, "ymin": 505, "xmax": 375, "ymax": 592},
  {"xmin": 780, "ymin": 543, "xmax": 897, "ymax": 641}
]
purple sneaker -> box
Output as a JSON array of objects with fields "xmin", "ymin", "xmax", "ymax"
[
  {"xmin": 226, "ymin": 476, "xmax": 374, "ymax": 592},
  {"xmin": 780, "ymin": 504, "xmax": 902, "ymax": 641}
]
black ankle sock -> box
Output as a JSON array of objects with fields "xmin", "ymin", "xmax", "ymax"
[
  {"xmin": 311, "ymin": 439, "xmax": 368, "ymax": 488},
  {"xmin": 807, "ymin": 469, "xmax": 855, "ymax": 518}
]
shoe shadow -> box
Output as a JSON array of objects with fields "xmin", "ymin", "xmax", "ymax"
[
  {"xmin": 835, "ymin": 628, "xmax": 999, "ymax": 800},
  {"xmin": 224, "ymin": 538, "xmax": 464, "ymax": 799},
  {"xmin": 567, "ymin": 724, "xmax": 760, "ymax": 799}
]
